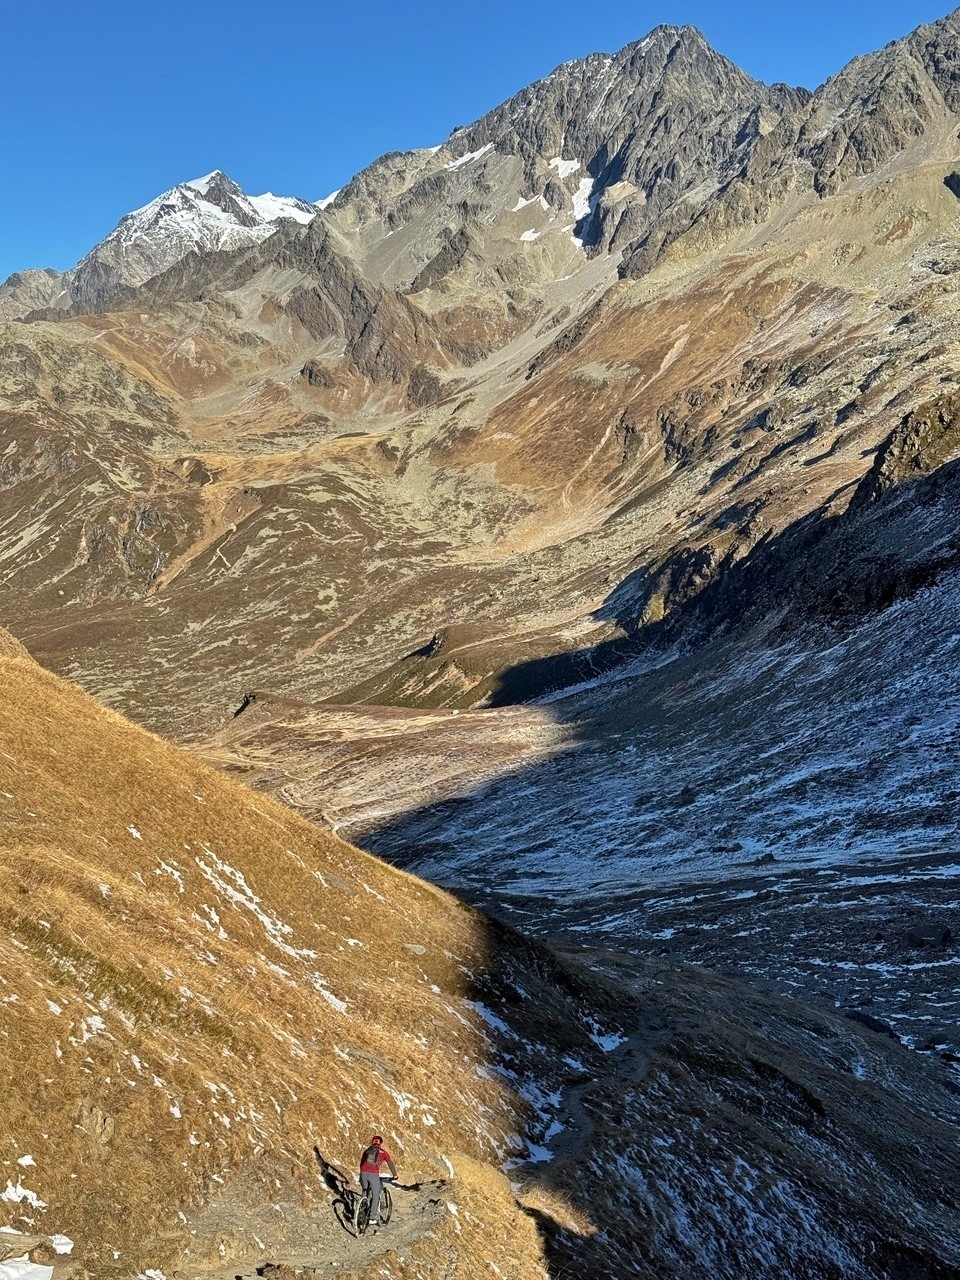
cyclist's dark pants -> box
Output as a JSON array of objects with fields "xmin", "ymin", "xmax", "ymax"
[{"xmin": 360, "ymin": 1172, "xmax": 381, "ymax": 1221}]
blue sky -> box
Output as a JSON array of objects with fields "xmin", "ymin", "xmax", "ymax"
[{"xmin": 0, "ymin": 0, "xmax": 949, "ymax": 279}]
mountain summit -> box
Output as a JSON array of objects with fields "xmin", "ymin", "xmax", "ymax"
[
  {"xmin": 0, "ymin": 170, "xmax": 317, "ymax": 318},
  {"xmin": 6, "ymin": 12, "xmax": 960, "ymax": 318}
]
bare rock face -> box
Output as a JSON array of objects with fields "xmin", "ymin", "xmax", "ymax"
[
  {"xmin": 0, "ymin": 266, "xmax": 68, "ymax": 321},
  {"xmin": 852, "ymin": 391, "xmax": 960, "ymax": 507},
  {"xmin": 328, "ymin": 15, "xmax": 960, "ymax": 287},
  {"xmin": 450, "ymin": 25, "xmax": 808, "ymax": 256},
  {"xmin": 619, "ymin": 11, "xmax": 960, "ymax": 273},
  {"xmin": 801, "ymin": 12, "xmax": 960, "ymax": 197},
  {"xmin": 324, "ymin": 25, "xmax": 809, "ymax": 292}
]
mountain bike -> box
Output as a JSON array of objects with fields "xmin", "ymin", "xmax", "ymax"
[{"xmin": 355, "ymin": 1176, "xmax": 394, "ymax": 1235}]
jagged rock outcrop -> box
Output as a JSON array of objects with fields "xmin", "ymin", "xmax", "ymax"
[
  {"xmin": 0, "ymin": 266, "xmax": 67, "ymax": 321},
  {"xmin": 799, "ymin": 11, "xmax": 960, "ymax": 197},
  {"xmin": 851, "ymin": 390, "xmax": 960, "ymax": 507}
]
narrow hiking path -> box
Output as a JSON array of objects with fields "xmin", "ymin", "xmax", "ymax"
[
  {"xmin": 543, "ymin": 953, "xmax": 673, "ymax": 1169},
  {"xmin": 182, "ymin": 1179, "xmax": 450, "ymax": 1280},
  {"xmin": 548, "ymin": 1032, "xmax": 655, "ymax": 1166},
  {"xmin": 183, "ymin": 964, "xmax": 669, "ymax": 1280}
]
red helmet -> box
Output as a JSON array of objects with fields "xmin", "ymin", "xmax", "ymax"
[{"xmin": 370, "ymin": 1135, "xmax": 383, "ymax": 1145}]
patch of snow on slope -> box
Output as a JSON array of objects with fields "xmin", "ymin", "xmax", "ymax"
[
  {"xmin": 571, "ymin": 176, "xmax": 599, "ymax": 245},
  {"xmin": 445, "ymin": 143, "xmax": 494, "ymax": 171},
  {"xmin": 183, "ymin": 172, "xmax": 221, "ymax": 194},
  {"xmin": 522, "ymin": 1141, "xmax": 555, "ymax": 1163},
  {"xmin": 549, "ymin": 157, "xmax": 581, "ymax": 179},
  {"xmin": 1, "ymin": 1181, "xmax": 46, "ymax": 1209},
  {"xmin": 571, "ymin": 176, "xmax": 595, "ymax": 222},
  {"xmin": 590, "ymin": 1029, "xmax": 626, "ymax": 1052},
  {"xmin": 0, "ymin": 1258, "xmax": 53, "ymax": 1280},
  {"xmin": 465, "ymin": 1000, "xmax": 512, "ymax": 1035},
  {"xmin": 70, "ymin": 1014, "xmax": 107, "ymax": 1046},
  {"xmin": 247, "ymin": 192, "xmax": 315, "ymax": 224}
]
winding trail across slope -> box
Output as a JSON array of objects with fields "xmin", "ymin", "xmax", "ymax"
[{"xmin": 546, "ymin": 1031, "xmax": 657, "ymax": 1168}]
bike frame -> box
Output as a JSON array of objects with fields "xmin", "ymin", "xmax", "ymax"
[{"xmin": 355, "ymin": 1176, "xmax": 394, "ymax": 1235}]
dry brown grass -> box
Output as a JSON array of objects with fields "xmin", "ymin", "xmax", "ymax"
[{"xmin": 0, "ymin": 638, "xmax": 560, "ymax": 1278}]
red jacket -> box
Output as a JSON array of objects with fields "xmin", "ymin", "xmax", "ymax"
[{"xmin": 360, "ymin": 1144, "xmax": 394, "ymax": 1174}]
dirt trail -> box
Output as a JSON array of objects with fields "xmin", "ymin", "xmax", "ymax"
[
  {"xmin": 547, "ymin": 1034, "xmax": 655, "ymax": 1166},
  {"xmin": 520, "ymin": 956, "xmax": 676, "ymax": 1180},
  {"xmin": 183, "ymin": 965, "xmax": 671, "ymax": 1280},
  {"xmin": 185, "ymin": 1179, "xmax": 449, "ymax": 1280}
]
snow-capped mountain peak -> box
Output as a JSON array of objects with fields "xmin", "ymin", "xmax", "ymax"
[
  {"xmin": 0, "ymin": 168, "xmax": 320, "ymax": 317},
  {"xmin": 183, "ymin": 169, "xmax": 230, "ymax": 195},
  {"xmin": 26, "ymin": 170, "xmax": 317, "ymax": 311},
  {"xmin": 82, "ymin": 169, "xmax": 315, "ymax": 277}
]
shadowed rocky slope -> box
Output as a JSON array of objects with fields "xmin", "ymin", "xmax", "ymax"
[{"xmin": 2, "ymin": 633, "xmax": 959, "ymax": 1280}]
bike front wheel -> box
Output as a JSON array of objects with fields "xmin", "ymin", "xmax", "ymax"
[
  {"xmin": 355, "ymin": 1193, "xmax": 371, "ymax": 1236},
  {"xmin": 380, "ymin": 1184, "xmax": 393, "ymax": 1226}
]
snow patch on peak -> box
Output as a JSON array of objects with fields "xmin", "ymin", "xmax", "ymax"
[
  {"xmin": 511, "ymin": 194, "xmax": 549, "ymax": 213},
  {"xmin": 69, "ymin": 170, "xmax": 318, "ymax": 300},
  {"xmin": 571, "ymin": 176, "xmax": 595, "ymax": 222},
  {"xmin": 549, "ymin": 157, "xmax": 582, "ymax": 179},
  {"xmin": 183, "ymin": 171, "xmax": 226, "ymax": 195},
  {"xmin": 247, "ymin": 192, "xmax": 315, "ymax": 225},
  {"xmin": 445, "ymin": 143, "xmax": 494, "ymax": 171}
]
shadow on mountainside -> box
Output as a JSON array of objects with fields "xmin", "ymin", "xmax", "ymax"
[
  {"xmin": 486, "ymin": 450, "xmax": 960, "ymax": 708},
  {"xmin": 362, "ymin": 447, "xmax": 960, "ymax": 976},
  {"xmin": 295, "ymin": 919, "xmax": 960, "ymax": 1280},
  {"xmin": 443, "ymin": 930, "xmax": 960, "ymax": 1280},
  {"xmin": 349, "ymin": 454, "xmax": 960, "ymax": 1275}
]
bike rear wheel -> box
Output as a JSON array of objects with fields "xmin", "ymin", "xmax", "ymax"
[
  {"xmin": 380, "ymin": 1184, "xmax": 393, "ymax": 1226},
  {"xmin": 355, "ymin": 1192, "xmax": 371, "ymax": 1236}
]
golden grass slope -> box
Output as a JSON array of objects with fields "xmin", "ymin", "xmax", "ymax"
[{"xmin": 0, "ymin": 631, "xmax": 594, "ymax": 1279}]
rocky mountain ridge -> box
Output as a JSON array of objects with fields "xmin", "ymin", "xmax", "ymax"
[{"xmin": 10, "ymin": 9, "xmax": 960, "ymax": 332}]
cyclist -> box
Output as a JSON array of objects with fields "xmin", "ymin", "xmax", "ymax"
[{"xmin": 359, "ymin": 1135, "xmax": 397, "ymax": 1226}]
